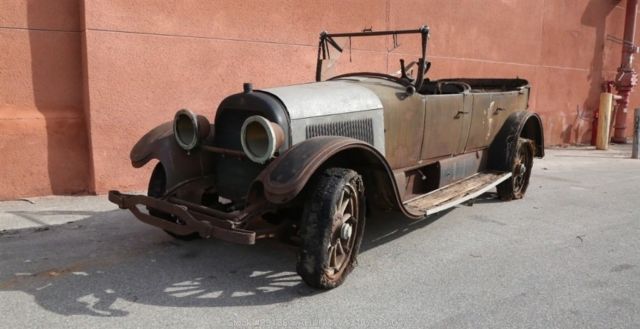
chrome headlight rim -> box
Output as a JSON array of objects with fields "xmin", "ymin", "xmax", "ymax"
[
  {"xmin": 173, "ymin": 109, "xmax": 208, "ymax": 151},
  {"xmin": 240, "ymin": 115, "xmax": 283, "ymax": 164}
]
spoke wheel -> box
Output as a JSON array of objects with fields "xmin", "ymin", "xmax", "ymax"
[
  {"xmin": 297, "ymin": 168, "xmax": 365, "ymax": 289},
  {"xmin": 326, "ymin": 183, "xmax": 359, "ymax": 279},
  {"xmin": 497, "ymin": 138, "xmax": 534, "ymax": 201}
]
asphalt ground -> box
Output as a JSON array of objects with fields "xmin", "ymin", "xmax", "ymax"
[{"xmin": 0, "ymin": 145, "xmax": 638, "ymax": 329}]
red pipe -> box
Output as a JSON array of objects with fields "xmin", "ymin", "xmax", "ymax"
[{"xmin": 613, "ymin": 0, "xmax": 639, "ymax": 143}]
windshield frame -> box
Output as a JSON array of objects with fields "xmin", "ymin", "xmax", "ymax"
[{"xmin": 315, "ymin": 26, "xmax": 430, "ymax": 90}]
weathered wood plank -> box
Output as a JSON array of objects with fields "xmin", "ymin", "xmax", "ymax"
[{"xmin": 404, "ymin": 172, "xmax": 508, "ymax": 213}]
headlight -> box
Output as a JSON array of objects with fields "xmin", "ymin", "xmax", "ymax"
[
  {"xmin": 240, "ymin": 115, "xmax": 284, "ymax": 164},
  {"xmin": 173, "ymin": 109, "xmax": 210, "ymax": 151}
]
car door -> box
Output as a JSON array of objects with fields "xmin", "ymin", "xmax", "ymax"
[
  {"xmin": 464, "ymin": 92, "xmax": 517, "ymax": 152},
  {"xmin": 358, "ymin": 78, "xmax": 427, "ymax": 170},
  {"xmin": 420, "ymin": 93, "xmax": 471, "ymax": 160},
  {"xmin": 382, "ymin": 91, "xmax": 427, "ymax": 169}
]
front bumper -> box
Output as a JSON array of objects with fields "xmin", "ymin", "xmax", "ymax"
[{"xmin": 108, "ymin": 190, "xmax": 268, "ymax": 245}]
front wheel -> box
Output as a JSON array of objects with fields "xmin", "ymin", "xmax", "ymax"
[
  {"xmin": 147, "ymin": 163, "xmax": 200, "ymax": 241},
  {"xmin": 296, "ymin": 168, "xmax": 366, "ymax": 289},
  {"xmin": 497, "ymin": 137, "xmax": 535, "ymax": 201}
]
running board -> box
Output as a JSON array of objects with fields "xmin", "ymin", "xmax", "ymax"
[{"xmin": 403, "ymin": 172, "xmax": 512, "ymax": 217}]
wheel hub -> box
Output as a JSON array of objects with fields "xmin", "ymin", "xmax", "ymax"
[
  {"xmin": 518, "ymin": 163, "xmax": 527, "ymax": 176},
  {"xmin": 340, "ymin": 222, "xmax": 353, "ymax": 240}
]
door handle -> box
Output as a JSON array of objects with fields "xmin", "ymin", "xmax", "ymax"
[
  {"xmin": 455, "ymin": 110, "xmax": 469, "ymax": 119},
  {"xmin": 493, "ymin": 107, "xmax": 506, "ymax": 115}
]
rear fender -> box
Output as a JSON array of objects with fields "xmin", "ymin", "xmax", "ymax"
[
  {"xmin": 521, "ymin": 113, "xmax": 545, "ymax": 157},
  {"xmin": 488, "ymin": 111, "xmax": 545, "ymax": 172},
  {"xmin": 129, "ymin": 121, "xmax": 215, "ymax": 190},
  {"xmin": 253, "ymin": 136, "xmax": 421, "ymax": 219}
]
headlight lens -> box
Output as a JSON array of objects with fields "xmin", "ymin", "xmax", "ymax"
[
  {"xmin": 240, "ymin": 115, "xmax": 284, "ymax": 164},
  {"xmin": 173, "ymin": 109, "xmax": 210, "ymax": 151}
]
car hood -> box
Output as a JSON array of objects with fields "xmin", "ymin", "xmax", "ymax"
[{"xmin": 261, "ymin": 81, "xmax": 384, "ymax": 120}]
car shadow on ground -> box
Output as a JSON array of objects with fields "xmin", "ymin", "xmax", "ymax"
[
  {"xmin": 467, "ymin": 192, "xmax": 503, "ymax": 205},
  {"xmin": 0, "ymin": 204, "xmax": 455, "ymax": 317}
]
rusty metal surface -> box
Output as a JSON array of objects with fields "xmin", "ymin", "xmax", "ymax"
[
  {"xmin": 352, "ymin": 77, "xmax": 426, "ymax": 169},
  {"xmin": 613, "ymin": 0, "xmax": 639, "ymax": 142},
  {"xmin": 488, "ymin": 111, "xmax": 545, "ymax": 172},
  {"xmin": 120, "ymin": 27, "xmax": 545, "ymax": 240},
  {"xmin": 464, "ymin": 92, "xmax": 524, "ymax": 152},
  {"xmin": 342, "ymin": 77, "xmax": 531, "ymax": 171},
  {"xmin": 455, "ymin": 81, "xmax": 530, "ymax": 153},
  {"xmin": 437, "ymin": 150, "xmax": 488, "ymax": 188},
  {"xmin": 129, "ymin": 121, "xmax": 216, "ymax": 196},
  {"xmin": 457, "ymin": 93, "xmax": 474, "ymax": 154},
  {"xmin": 254, "ymin": 136, "xmax": 422, "ymax": 218},
  {"xmin": 251, "ymin": 75, "xmax": 540, "ymax": 217},
  {"xmin": 254, "ymin": 135, "xmax": 491, "ymax": 219},
  {"xmin": 486, "ymin": 92, "xmax": 526, "ymax": 147},
  {"xmin": 464, "ymin": 93, "xmax": 494, "ymax": 152},
  {"xmin": 421, "ymin": 94, "xmax": 466, "ymax": 160},
  {"xmin": 109, "ymin": 190, "xmax": 208, "ymax": 237},
  {"xmin": 257, "ymin": 137, "xmax": 369, "ymax": 203},
  {"xmin": 130, "ymin": 121, "xmax": 173, "ymax": 167},
  {"xmin": 108, "ymin": 190, "xmax": 261, "ymax": 245},
  {"xmin": 200, "ymin": 145, "xmax": 246, "ymax": 159}
]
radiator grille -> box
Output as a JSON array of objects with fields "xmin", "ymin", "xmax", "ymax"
[{"xmin": 305, "ymin": 118, "xmax": 374, "ymax": 144}]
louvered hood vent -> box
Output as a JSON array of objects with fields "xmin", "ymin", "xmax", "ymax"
[{"xmin": 305, "ymin": 118, "xmax": 374, "ymax": 145}]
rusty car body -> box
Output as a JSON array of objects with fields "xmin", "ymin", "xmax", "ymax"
[{"xmin": 109, "ymin": 26, "xmax": 544, "ymax": 289}]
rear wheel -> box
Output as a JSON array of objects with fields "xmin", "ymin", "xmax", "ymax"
[
  {"xmin": 296, "ymin": 168, "xmax": 365, "ymax": 289},
  {"xmin": 147, "ymin": 163, "xmax": 200, "ymax": 241},
  {"xmin": 497, "ymin": 137, "xmax": 534, "ymax": 201}
]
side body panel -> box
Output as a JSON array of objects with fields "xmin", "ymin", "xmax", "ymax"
[
  {"xmin": 421, "ymin": 94, "xmax": 467, "ymax": 160},
  {"xmin": 346, "ymin": 78, "xmax": 426, "ymax": 169},
  {"xmin": 465, "ymin": 93, "xmax": 494, "ymax": 151},
  {"xmin": 465, "ymin": 89, "xmax": 530, "ymax": 152}
]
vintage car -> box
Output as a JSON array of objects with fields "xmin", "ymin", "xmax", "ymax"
[{"xmin": 109, "ymin": 26, "xmax": 544, "ymax": 289}]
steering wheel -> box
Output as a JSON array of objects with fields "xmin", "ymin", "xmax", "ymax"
[{"xmin": 402, "ymin": 60, "xmax": 417, "ymax": 79}]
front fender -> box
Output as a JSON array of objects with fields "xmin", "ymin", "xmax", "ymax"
[
  {"xmin": 253, "ymin": 136, "xmax": 422, "ymax": 219},
  {"xmin": 129, "ymin": 121, "xmax": 215, "ymax": 190},
  {"xmin": 130, "ymin": 122, "xmax": 173, "ymax": 168}
]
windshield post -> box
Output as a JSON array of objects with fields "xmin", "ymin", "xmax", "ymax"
[
  {"xmin": 316, "ymin": 31, "xmax": 344, "ymax": 82},
  {"xmin": 414, "ymin": 26, "xmax": 430, "ymax": 91}
]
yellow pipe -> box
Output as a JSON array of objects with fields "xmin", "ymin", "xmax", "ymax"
[{"xmin": 597, "ymin": 93, "xmax": 614, "ymax": 150}]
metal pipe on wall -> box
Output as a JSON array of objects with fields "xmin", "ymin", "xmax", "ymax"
[
  {"xmin": 613, "ymin": 0, "xmax": 640, "ymax": 143},
  {"xmin": 633, "ymin": 108, "xmax": 640, "ymax": 158}
]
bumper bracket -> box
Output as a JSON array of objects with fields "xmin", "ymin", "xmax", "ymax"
[{"xmin": 108, "ymin": 190, "xmax": 257, "ymax": 244}]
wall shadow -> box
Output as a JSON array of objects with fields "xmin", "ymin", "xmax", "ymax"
[{"xmin": 26, "ymin": 0, "xmax": 92, "ymax": 195}]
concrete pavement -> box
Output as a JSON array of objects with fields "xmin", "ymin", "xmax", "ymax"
[{"xmin": 0, "ymin": 145, "xmax": 639, "ymax": 328}]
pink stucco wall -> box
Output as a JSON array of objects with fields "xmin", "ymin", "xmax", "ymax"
[{"xmin": 0, "ymin": 0, "xmax": 637, "ymax": 199}]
